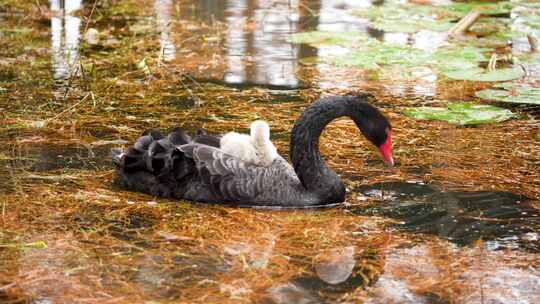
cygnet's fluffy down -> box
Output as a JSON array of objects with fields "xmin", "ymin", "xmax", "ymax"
[{"xmin": 220, "ymin": 120, "xmax": 278, "ymax": 166}]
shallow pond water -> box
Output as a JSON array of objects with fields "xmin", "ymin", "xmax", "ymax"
[{"xmin": 1, "ymin": 0, "xmax": 539, "ymax": 303}]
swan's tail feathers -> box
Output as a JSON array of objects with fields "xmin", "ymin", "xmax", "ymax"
[{"xmin": 112, "ymin": 128, "xmax": 198, "ymax": 197}]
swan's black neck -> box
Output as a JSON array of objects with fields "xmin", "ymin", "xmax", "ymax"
[{"xmin": 290, "ymin": 94, "xmax": 387, "ymax": 204}]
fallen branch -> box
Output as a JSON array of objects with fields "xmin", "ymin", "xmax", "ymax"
[
  {"xmin": 448, "ymin": 11, "xmax": 481, "ymax": 38},
  {"xmin": 527, "ymin": 34, "xmax": 538, "ymax": 52}
]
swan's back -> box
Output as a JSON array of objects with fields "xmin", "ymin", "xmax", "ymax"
[{"xmin": 113, "ymin": 128, "xmax": 315, "ymax": 206}]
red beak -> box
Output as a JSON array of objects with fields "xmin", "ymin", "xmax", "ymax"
[{"xmin": 379, "ymin": 130, "xmax": 394, "ymax": 167}]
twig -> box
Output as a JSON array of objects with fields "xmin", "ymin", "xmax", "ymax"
[
  {"xmin": 48, "ymin": 92, "xmax": 91, "ymax": 122},
  {"xmin": 0, "ymin": 282, "xmax": 17, "ymax": 291},
  {"xmin": 478, "ymin": 242, "xmax": 485, "ymax": 304},
  {"xmin": 23, "ymin": 173, "xmax": 79, "ymax": 181},
  {"xmin": 83, "ymin": 0, "xmax": 99, "ymax": 35},
  {"xmin": 33, "ymin": 0, "xmax": 43, "ymax": 15},
  {"xmin": 487, "ymin": 53, "xmax": 498, "ymax": 71},
  {"xmin": 1, "ymin": 199, "xmax": 5, "ymax": 226},
  {"xmin": 448, "ymin": 11, "xmax": 481, "ymax": 37},
  {"xmin": 527, "ymin": 34, "xmax": 538, "ymax": 52}
]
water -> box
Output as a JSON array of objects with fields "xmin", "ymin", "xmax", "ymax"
[
  {"xmin": 0, "ymin": 0, "xmax": 539, "ymax": 303},
  {"xmin": 353, "ymin": 182, "xmax": 540, "ymax": 251}
]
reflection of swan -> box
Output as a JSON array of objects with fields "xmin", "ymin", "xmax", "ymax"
[
  {"xmin": 112, "ymin": 95, "xmax": 393, "ymax": 207},
  {"xmin": 220, "ymin": 120, "xmax": 278, "ymax": 167}
]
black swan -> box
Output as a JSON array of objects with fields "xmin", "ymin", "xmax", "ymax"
[{"xmin": 112, "ymin": 94, "xmax": 394, "ymax": 207}]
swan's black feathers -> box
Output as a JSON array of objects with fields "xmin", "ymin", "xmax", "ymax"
[
  {"xmin": 113, "ymin": 95, "xmax": 392, "ymax": 207},
  {"xmin": 180, "ymin": 143, "xmax": 263, "ymax": 201},
  {"xmin": 114, "ymin": 127, "xmax": 313, "ymax": 206},
  {"xmin": 167, "ymin": 128, "xmax": 192, "ymax": 146},
  {"xmin": 193, "ymin": 133, "xmax": 221, "ymax": 148}
]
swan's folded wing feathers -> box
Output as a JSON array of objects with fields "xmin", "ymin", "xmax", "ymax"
[
  {"xmin": 167, "ymin": 128, "xmax": 191, "ymax": 146},
  {"xmin": 179, "ymin": 144, "xmax": 264, "ymax": 202}
]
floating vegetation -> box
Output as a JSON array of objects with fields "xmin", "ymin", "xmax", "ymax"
[
  {"xmin": 442, "ymin": 67, "xmax": 525, "ymax": 82},
  {"xmin": 443, "ymin": 1, "xmax": 514, "ymax": 17},
  {"xmin": 353, "ymin": 3, "xmax": 453, "ymax": 33},
  {"xmin": 403, "ymin": 102, "xmax": 517, "ymax": 125},
  {"xmin": 287, "ymin": 31, "xmax": 368, "ymax": 47},
  {"xmin": 431, "ymin": 46, "xmax": 489, "ymax": 72},
  {"xmin": 476, "ymin": 83, "xmax": 540, "ymax": 105},
  {"xmin": 0, "ymin": 241, "xmax": 48, "ymax": 250},
  {"xmin": 325, "ymin": 45, "xmax": 429, "ymax": 69},
  {"xmin": 352, "ymin": 1, "xmax": 514, "ymax": 33},
  {"xmin": 290, "ymin": 31, "xmax": 525, "ymax": 82}
]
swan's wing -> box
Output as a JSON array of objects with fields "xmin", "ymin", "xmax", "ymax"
[
  {"xmin": 179, "ymin": 143, "xmax": 295, "ymax": 203},
  {"xmin": 193, "ymin": 129, "xmax": 221, "ymax": 148},
  {"xmin": 179, "ymin": 144, "xmax": 264, "ymax": 202}
]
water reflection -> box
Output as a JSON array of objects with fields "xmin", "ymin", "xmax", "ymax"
[
  {"xmin": 352, "ymin": 182, "xmax": 540, "ymax": 252},
  {"xmin": 155, "ymin": 0, "xmax": 176, "ymax": 62},
  {"xmin": 314, "ymin": 246, "xmax": 355, "ymax": 284},
  {"xmin": 50, "ymin": 0, "xmax": 82, "ymax": 79},
  {"xmin": 224, "ymin": 0, "xmax": 300, "ymax": 87}
]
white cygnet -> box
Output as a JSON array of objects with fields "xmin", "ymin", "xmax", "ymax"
[
  {"xmin": 219, "ymin": 120, "xmax": 278, "ymax": 166},
  {"xmin": 250, "ymin": 120, "xmax": 278, "ymax": 166}
]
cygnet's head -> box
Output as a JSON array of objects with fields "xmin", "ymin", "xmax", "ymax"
[{"xmin": 250, "ymin": 120, "xmax": 270, "ymax": 142}]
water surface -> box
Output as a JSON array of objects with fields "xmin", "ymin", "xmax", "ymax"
[{"xmin": 0, "ymin": 0, "xmax": 539, "ymax": 303}]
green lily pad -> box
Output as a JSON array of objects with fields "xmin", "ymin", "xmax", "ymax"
[
  {"xmin": 325, "ymin": 44, "xmax": 430, "ymax": 69},
  {"xmin": 441, "ymin": 1, "xmax": 514, "ymax": 17},
  {"xmin": 475, "ymin": 83, "xmax": 540, "ymax": 105},
  {"xmin": 353, "ymin": 1, "xmax": 513, "ymax": 28},
  {"xmin": 371, "ymin": 19, "xmax": 453, "ymax": 33},
  {"xmin": 443, "ymin": 67, "xmax": 525, "ymax": 82},
  {"xmin": 288, "ymin": 31, "xmax": 368, "ymax": 47},
  {"xmin": 353, "ymin": 3, "xmax": 454, "ymax": 33},
  {"xmin": 432, "ymin": 46, "xmax": 489, "ymax": 72},
  {"xmin": 403, "ymin": 102, "xmax": 517, "ymax": 125}
]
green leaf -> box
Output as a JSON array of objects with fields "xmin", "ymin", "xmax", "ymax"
[
  {"xmin": 443, "ymin": 67, "xmax": 525, "ymax": 82},
  {"xmin": 403, "ymin": 102, "xmax": 517, "ymax": 125},
  {"xmin": 431, "ymin": 46, "xmax": 489, "ymax": 72},
  {"xmin": 475, "ymin": 83, "xmax": 540, "ymax": 105},
  {"xmin": 353, "ymin": 3, "xmax": 454, "ymax": 33},
  {"xmin": 23, "ymin": 241, "xmax": 48, "ymax": 249},
  {"xmin": 324, "ymin": 42, "xmax": 430, "ymax": 69},
  {"xmin": 371, "ymin": 18, "xmax": 453, "ymax": 33},
  {"xmin": 288, "ymin": 31, "xmax": 369, "ymax": 47},
  {"xmin": 441, "ymin": 1, "xmax": 514, "ymax": 17},
  {"xmin": 136, "ymin": 57, "xmax": 151, "ymax": 76}
]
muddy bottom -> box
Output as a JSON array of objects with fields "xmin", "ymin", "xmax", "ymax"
[{"xmin": 352, "ymin": 182, "xmax": 540, "ymax": 252}]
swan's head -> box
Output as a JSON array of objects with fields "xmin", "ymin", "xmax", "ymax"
[{"xmin": 351, "ymin": 100, "xmax": 394, "ymax": 167}]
